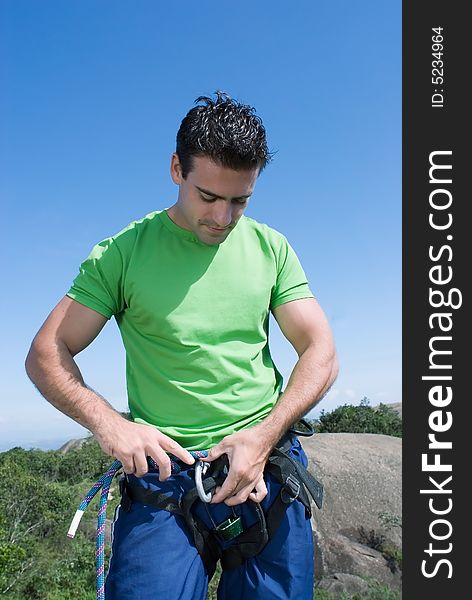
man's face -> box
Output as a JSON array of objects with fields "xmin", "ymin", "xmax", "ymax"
[{"xmin": 168, "ymin": 154, "xmax": 258, "ymax": 245}]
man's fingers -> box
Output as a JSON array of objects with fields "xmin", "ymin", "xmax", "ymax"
[
  {"xmin": 211, "ymin": 469, "xmax": 263, "ymax": 505},
  {"xmin": 148, "ymin": 446, "xmax": 172, "ymax": 481},
  {"xmin": 157, "ymin": 460, "xmax": 172, "ymax": 482},
  {"xmin": 133, "ymin": 454, "xmax": 150, "ymax": 478},
  {"xmin": 248, "ymin": 478, "xmax": 268, "ymax": 503},
  {"xmin": 223, "ymin": 489, "xmax": 250, "ymax": 506},
  {"xmin": 224, "ymin": 478, "xmax": 267, "ymax": 506},
  {"xmin": 160, "ymin": 435, "xmax": 195, "ymax": 465},
  {"xmin": 121, "ymin": 457, "xmax": 136, "ymax": 475},
  {"xmin": 210, "ymin": 476, "xmax": 240, "ymax": 504},
  {"xmin": 102, "ymin": 423, "xmax": 195, "ymax": 479},
  {"xmin": 206, "ymin": 442, "xmax": 225, "ymax": 462}
]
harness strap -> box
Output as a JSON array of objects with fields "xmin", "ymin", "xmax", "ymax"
[
  {"xmin": 267, "ymin": 447, "xmax": 324, "ymax": 510},
  {"xmin": 119, "ymin": 477, "xmax": 182, "ymax": 515}
]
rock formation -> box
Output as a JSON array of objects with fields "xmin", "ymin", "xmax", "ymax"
[{"xmin": 302, "ymin": 433, "xmax": 402, "ymax": 595}]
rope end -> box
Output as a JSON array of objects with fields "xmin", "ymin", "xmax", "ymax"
[{"xmin": 67, "ymin": 509, "xmax": 85, "ymax": 538}]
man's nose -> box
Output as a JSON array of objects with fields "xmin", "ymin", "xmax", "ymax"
[{"xmin": 211, "ymin": 201, "xmax": 233, "ymax": 228}]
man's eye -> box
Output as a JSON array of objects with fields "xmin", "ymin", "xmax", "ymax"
[
  {"xmin": 233, "ymin": 198, "xmax": 249, "ymax": 205},
  {"xmin": 200, "ymin": 193, "xmax": 216, "ymax": 202}
]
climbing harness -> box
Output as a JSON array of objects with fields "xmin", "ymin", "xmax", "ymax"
[{"xmin": 68, "ymin": 421, "xmax": 323, "ymax": 600}]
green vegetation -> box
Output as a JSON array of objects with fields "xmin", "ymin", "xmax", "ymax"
[
  {"xmin": 310, "ymin": 397, "xmax": 402, "ymax": 438},
  {"xmin": 0, "ymin": 439, "xmax": 117, "ymax": 599},
  {"xmin": 313, "ymin": 581, "xmax": 401, "ymax": 600}
]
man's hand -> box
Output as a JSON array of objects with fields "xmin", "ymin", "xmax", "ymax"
[
  {"xmin": 205, "ymin": 425, "xmax": 272, "ymax": 506},
  {"xmin": 94, "ymin": 415, "xmax": 195, "ymax": 480}
]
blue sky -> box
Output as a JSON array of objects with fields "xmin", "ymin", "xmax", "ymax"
[{"xmin": 0, "ymin": 1, "xmax": 401, "ymax": 451}]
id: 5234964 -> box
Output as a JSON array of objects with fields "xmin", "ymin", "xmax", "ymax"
[{"xmin": 431, "ymin": 27, "xmax": 444, "ymax": 108}]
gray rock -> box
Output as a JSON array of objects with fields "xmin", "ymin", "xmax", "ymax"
[
  {"xmin": 301, "ymin": 433, "xmax": 402, "ymax": 591},
  {"xmin": 58, "ymin": 437, "xmax": 89, "ymax": 453},
  {"xmin": 317, "ymin": 572, "xmax": 370, "ymax": 596}
]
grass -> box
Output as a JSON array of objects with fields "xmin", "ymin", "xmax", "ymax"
[{"xmin": 314, "ymin": 579, "xmax": 401, "ymax": 600}]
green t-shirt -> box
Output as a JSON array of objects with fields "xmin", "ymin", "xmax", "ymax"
[{"xmin": 67, "ymin": 210, "xmax": 313, "ymax": 450}]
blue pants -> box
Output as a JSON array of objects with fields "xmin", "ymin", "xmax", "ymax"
[{"xmin": 105, "ymin": 437, "xmax": 314, "ymax": 599}]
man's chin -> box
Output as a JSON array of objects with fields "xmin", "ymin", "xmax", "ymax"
[
  {"xmin": 199, "ymin": 235, "xmax": 227, "ymax": 246},
  {"xmin": 198, "ymin": 225, "xmax": 232, "ymax": 245}
]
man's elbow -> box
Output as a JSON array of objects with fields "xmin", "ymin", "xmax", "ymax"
[
  {"xmin": 310, "ymin": 336, "xmax": 338, "ymax": 369},
  {"xmin": 329, "ymin": 351, "xmax": 340, "ymax": 385},
  {"xmin": 25, "ymin": 338, "xmax": 41, "ymax": 383},
  {"xmin": 304, "ymin": 341, "xmax": 339, "ymax": 385},
  {"xmin": 25, "ymin": 333, "xmax": 51, "ymax": 383}
]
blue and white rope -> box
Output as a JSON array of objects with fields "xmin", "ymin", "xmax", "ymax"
[{"xmin": 68, "ymin": 450, "xmax": 209, "ymax": 600}]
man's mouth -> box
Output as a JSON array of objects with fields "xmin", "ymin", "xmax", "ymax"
[{"xmin": 205, "ymin": 225, "xmax": 230, "ymax": 232}]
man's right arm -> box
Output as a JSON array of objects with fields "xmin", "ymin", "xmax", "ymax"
[{"xmin": 25, "ymin": 296, "xmax": 194, "ymax": 478}]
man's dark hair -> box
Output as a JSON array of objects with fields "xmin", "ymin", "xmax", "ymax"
[{"xmin": 176, "ymin": 91, "xmax": 272, "ymax": 178}]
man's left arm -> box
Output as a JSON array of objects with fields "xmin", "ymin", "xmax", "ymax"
[{"xmin": 208, "ymin": 297, "xmax": 339, "ymax": 505}]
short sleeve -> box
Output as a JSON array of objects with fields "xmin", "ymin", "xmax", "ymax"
[
  {"xmin": 66, "ymin": 237, "xmax": 126, "ymax": 319},
  {"xmin": 270, "ymin": 235, "xmax": 314, "ymax": 310}
]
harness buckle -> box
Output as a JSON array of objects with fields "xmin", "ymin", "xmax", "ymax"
[
  {"xmin": 195, "ymin": 460, "xmax": 213, "ymax": 503},
  {"xmin": 281, "ymin": 474, "xmax": 300, "ymax": 504}
]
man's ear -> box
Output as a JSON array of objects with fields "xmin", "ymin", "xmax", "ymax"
[{"xmin": 170, "ymin": 153, "xmax": 183, "ymax": 185}]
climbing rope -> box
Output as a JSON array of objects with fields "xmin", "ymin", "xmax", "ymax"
[{"xmin": 67, "ymin": 450, "xmax": 209, "ymax": 600}]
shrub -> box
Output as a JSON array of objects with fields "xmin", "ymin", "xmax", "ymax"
[
  {"xmin": 314, "ymin": 398, "xmax": 402, "ymax": 437},
  {"xmin": 0, "ymin": 441, "xmax": 114, "ymax": 598},
  {"xmin": 358, "ymin": 523, "xmax": 402, "ymax": 575}
]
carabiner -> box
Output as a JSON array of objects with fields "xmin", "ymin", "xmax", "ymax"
[{"xmin": 195, "ymin": 460, "xmax": 212, "ymax": 503}]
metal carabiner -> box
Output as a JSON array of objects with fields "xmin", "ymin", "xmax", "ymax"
[{"xmin": 195, "ymin": 460, "xmax": 212, "ymax": 503}]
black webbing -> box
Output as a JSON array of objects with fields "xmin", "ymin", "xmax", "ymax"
[{"xmin": 118, "ymin": 430, "xmax": 324, "ymax": 571}]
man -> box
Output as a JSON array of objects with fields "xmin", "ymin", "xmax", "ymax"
[{"xmin": 26, "ymin": 92, "xmax": 338, "ymax": 599}]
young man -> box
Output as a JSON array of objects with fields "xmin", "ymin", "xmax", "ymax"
[{"xmin": 26, "ymin": 92, "xmax": 338, "ymax": 599}]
